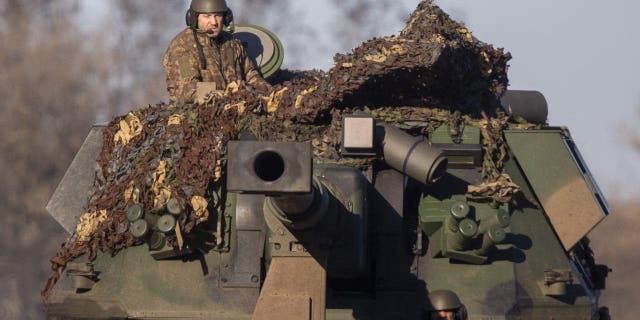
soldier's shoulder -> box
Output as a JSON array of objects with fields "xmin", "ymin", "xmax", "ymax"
[
  {"xmin": 167, "ymin": 28, "xmax": 197, "ymax": 52},
  {"xmin": 223, "ymin": 32, "xmax": 247, "ymax": 52},
  {"xmin": 229, "ymin": 38, "xmax": 245, "ymax": 49}
]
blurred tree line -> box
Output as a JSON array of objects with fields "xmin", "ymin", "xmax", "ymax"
[
  {"xmin": 0, "ymin": 0, "xmax": 405, "ymax": 318},
  {"xmin": 589, "ymin": 103, "xmax": 640, "ymax": 317},
  {"xmin": 1, "ymin": 1, "xmax": 103, "ymax": 318},
  {"xmin": 0, "ymin": 1, "xmax": 182, "ymax": 317}
]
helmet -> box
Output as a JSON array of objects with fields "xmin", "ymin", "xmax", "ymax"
[
  {"xmin": 428, "ymin": 290, "xmax": 462, "ymax": 310},
  {"xmin": 190, "ymin": 0, "xmax": 228, "ymax": 14},
  {"xmin": 426, "ymin": 290, "xmax": 468, "ymax": 320},
  {"xmin": 186, "ymin": 0, "xmax": 233, "ymax": 29}
]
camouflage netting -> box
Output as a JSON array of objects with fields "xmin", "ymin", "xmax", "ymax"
[{"xmin": 43, "ymin": 0, "xmax": 535, "ymax": 302}]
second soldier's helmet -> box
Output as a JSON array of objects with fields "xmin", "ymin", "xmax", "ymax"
[
  {"xmin": 426, "ymin": 290, "xmax": 468, "ymax": 320},
  {"xmin": 186, "ymin": 0, "xmax": 233, "ymax": 29}
]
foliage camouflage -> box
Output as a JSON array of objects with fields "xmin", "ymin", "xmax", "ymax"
[{"xmin": 43, "ymin": 0, "xmax": 532, "ymax": 302}]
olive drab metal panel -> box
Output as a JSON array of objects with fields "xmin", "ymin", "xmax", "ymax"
[
  {"xmin": 504, "ymin": 129, "xmax": 609, "ymax": 250},
  {"xmin": 46, "ymin": 125, "xmax": 106, "ymax": 234}
]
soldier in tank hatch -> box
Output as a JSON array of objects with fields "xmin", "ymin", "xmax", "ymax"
[{"xmin": 163, "ymin": 0, "xmax": 270, "ymax": 104}]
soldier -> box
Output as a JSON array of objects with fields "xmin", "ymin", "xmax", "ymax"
[
  {"xmin": 426, "ymin": 290, "xmax": 468, "ymax": 320},
  {"xmin": 163, "ymin": 0, "xmax": 270, "ymax": 104}
]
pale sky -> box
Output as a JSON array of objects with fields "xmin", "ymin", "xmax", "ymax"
[{"xmin": 80, "ymin": 0, "xmax": 640, "ymax": 201}]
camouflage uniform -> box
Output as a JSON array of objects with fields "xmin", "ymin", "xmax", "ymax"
[{"xmin": 163, "ymin": 28, "xmax": 269, "ymax": 104}]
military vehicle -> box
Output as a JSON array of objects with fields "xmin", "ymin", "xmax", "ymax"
[
  {"xmin": 44, "ymin": 88, "xmax": 611, "ymax": 319},
  {"xmin": 44, "ymin": 8, "xmax": 611, "ymax": 320}
]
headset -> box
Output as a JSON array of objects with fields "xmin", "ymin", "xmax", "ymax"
[
  {"xmin": 185, "ymin": 7, "xmax": 234, "ymax": 30},
  {"xmin": 456, "ymin": 305, "xmax": 468, "ymax": 320}
]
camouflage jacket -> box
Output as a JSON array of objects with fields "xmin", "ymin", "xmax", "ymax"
[{"xmin": 163, "ymin": 28, "xmax": 269, "ymax": 104}]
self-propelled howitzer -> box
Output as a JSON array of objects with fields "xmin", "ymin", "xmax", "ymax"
[{"xmin": 45, "ymin": 90, "xmax": 610, "ymax": 319}]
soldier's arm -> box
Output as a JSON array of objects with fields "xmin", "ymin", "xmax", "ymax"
[
  {"xmin": 238, "ymin": 45, "xmax": 271, "ymax": 93},
  {"xmin": 162, "ymin": 44, "xmax": 200, "ymax": 104}
]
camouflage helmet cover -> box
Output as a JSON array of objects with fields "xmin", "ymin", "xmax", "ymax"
[
  {"xmin": 427, "ymin": 290, "xmax": 463, "ymax": 311},
  {"xmin": 190, "ymin": 0, "xmax": 229, "ymax": 13}
]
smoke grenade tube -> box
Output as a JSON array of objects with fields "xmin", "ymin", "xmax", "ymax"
[{"xmin": 376, "ymin": 122, "xmax": 448, "ymax": 185}]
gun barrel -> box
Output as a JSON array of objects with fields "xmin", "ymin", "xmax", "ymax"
[
  {"xmin": 227, "ymin": 141, "xmax": 329, "ymax": 229},
  {"xmin": 227, "ymin": 141, "xmax": 312, "ymax": 194}
]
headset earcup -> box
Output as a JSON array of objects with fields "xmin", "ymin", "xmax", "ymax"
[
  {"xmin": 185, "ymin": 8, "xmax": 196, "ymax": 28},
  {"xmin": 224, "ymin": 9, "xmax": 234, "ymax": 26},
  {"xmin": 456, "ymin": 305, "xmax": 468, "ymax": 320}
]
